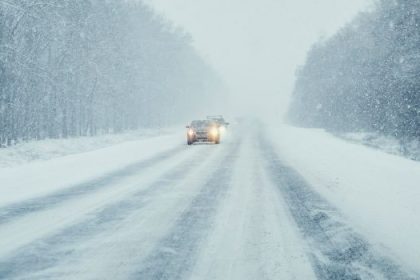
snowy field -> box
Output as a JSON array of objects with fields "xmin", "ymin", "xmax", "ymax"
[
  {"xmin": 0, "ymin": 121, "xmax": 419, "ymax": 279},
  {"xmin": 0, "ymin": 128, "xmax": 176, "ymax": 168},
  {"xmin": 338, "ymin": 132, "xmax": 420, "ymax": 162},
  {"xmin": 267, "ymin": 124, "xmax": 420, "ymax": 276}
]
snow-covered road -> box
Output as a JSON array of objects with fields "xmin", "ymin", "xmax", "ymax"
[{"xmin": 0, "ymin": 122, "xmax": 419, "ymax": 280}]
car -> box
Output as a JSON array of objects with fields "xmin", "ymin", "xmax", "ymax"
[
  {"xmin": 186, "ymin": 120, "xmax": 221, "ymax": 145},
  {"xmin": 206, "ymin": 115, "xmax": 229, "ymax": 132}
]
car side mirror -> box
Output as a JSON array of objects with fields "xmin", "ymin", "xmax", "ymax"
[
  {"xmin": 226, "ymin": 122, "xmax": 230, "ymax": 126},
  {"xmin": 186, "ymin": 125, "xmax": 190, "ymax": 128}
]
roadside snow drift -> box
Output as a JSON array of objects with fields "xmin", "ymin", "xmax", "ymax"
[
  {"xmin": 267, "ymin": 124, "xmax": 420, "ymax": 272},
  {"xmin": 0, "ymin": 131, "xmax": 183, "ymax": 207}
]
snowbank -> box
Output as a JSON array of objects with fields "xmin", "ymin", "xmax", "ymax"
[
  {"xmin": 0, "ymin": 129, "xmax": 183, "ymax": 207},
  {"xmin": 0, "ymin": 128, "xmax": 176, "ymax": 168},
  {"xmin": 268, "ymin": 124, "xmax": 420, "ymax": 273},
  {"xmin": 338, "ymin": 132, "xmax": 420, "ymax": 161}
]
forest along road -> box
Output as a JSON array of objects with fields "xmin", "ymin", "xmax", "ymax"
[{"xmin": 0, "ymin": 123, "xmax": 418, "ymax": 280}]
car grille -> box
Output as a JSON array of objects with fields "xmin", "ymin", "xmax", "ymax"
[{"xmin": 196, "ymin": 130, "xmax": 208, "ymax": 138}]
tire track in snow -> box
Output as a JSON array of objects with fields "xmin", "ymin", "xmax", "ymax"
[
  {"xmin": 132, "ymin": 140, "xmax": 242, "ymax": 280},
  {"xmin": 0, "ymin": 146, "xmax": 182, "ymax": 225},
  {"xmin": 0, "ymin": 146, "xmax": 216, "ymax": 280},
  {"xmin": 189, "ymin": 134, "xmax": 317, "ymax": 280},
  {"xmin": 260, "ymin": 134, "xmax": 418, "ymax": 280}
]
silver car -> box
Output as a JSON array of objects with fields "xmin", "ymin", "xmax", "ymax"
[{"xmin": 186, "ymin": 120, "xmax": 221, "ymax": 145}]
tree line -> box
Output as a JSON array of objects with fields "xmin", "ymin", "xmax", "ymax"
[
  {"xmin": 0, "ymin": 0, "xmax": 223, "ymax": 146},
  {"xmin": 288, "ymin": 0, "xmax": 419, "ymax": 140}
]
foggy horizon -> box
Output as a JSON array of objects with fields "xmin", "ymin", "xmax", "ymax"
[{"xmin": 143, "ymin": 0, "xmax": 372, "ymax": 120}]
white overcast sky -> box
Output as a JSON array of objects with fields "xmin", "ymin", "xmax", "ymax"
[{"xmin": 143, "ymin": 0, "xmax": 372, "ymax": 120}]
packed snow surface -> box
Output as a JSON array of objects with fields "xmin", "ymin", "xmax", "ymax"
[
  {"xmin": 0, "ymin": 128, "xmax": 176, "ymax": 168},
  {"xmin": 0, "ymin": 121, "xmax": 418, "ymax": 279},
  {"xmin": 267, "ymin": 124, "xmax": 420, "ymax": 274}
]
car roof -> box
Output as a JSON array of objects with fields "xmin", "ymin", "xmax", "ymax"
[
  {"xmin": 191, "ymin": 120, "xmax": 210, "ymax": 124},
  {"xmin": 191, "ymin": 120, "xmax": 215, "ymax": 126}
]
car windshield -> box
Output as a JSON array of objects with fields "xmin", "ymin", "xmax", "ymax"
[{"xmin": 191, "ymin": 120, "xmax": 211, "ymax": 128}]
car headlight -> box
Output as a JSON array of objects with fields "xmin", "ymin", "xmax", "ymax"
[
  {"xmin": 188, "ymin": 129, "xmax": 195, "ymax": 136},
  {"xmin": 210, "ymin": 127, "xmax": 219, "ymax": 137}
]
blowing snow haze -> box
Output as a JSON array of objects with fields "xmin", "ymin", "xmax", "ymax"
[
  {"xmin": 1, "ymin": 1, "xmax": 420, "ymax": 279},
  {"xmin": 143, "ymin": 0, "xmax": 371, "ymax": 119}
]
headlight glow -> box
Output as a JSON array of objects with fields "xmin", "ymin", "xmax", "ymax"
[
  {"xmin": 210, "ymin": 127, "xmax": 219, "ymax": 137},
  {"xmin": 188, "ymin": 129, "xmax": 195, "ymax": 136}
]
